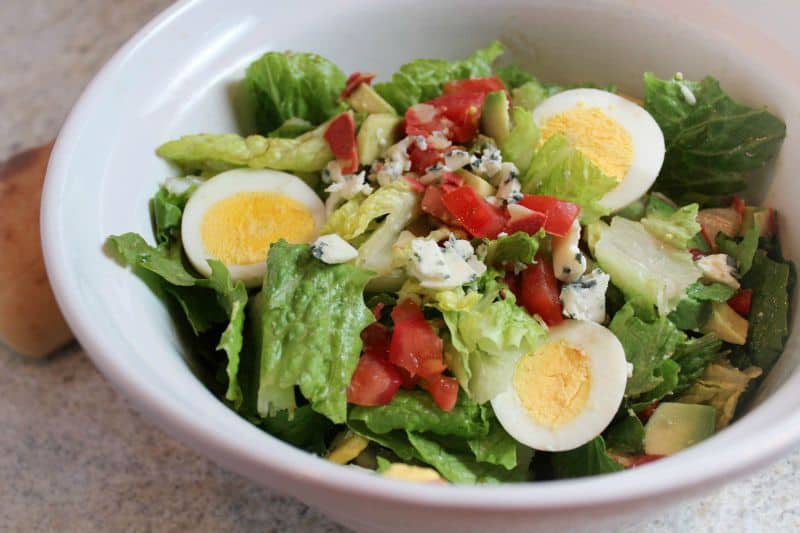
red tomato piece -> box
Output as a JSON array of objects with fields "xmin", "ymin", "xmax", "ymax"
[
  {"xmin": 731, "ymin": 195, "xmax": 747, "ymax": 217},
  {"xmin": 518, "ymin": 195, "xmax": 580, "ymax": 237},
  {"xmin": 396, "ymin": 366, "xmax": 420, "ymax": 390},
  {"xmin": 442, "ymin": 186, "xmax": 507, "ymax": 238},
  {"xmin": 519, "ymin": 259, "xmax": 563, "ymax": 326},
  {"xmin": 503, "ymin": 271, "xmax": 522, "ymax": 301},
  {"xmin": 728, "ymin": 288, "xmax": 753, "ymax": 316},
  {"xmin": 341, "ymin": 71, "xmax": 376, "ymax": 98},
  {"xmin": 391, "ymin": 298, "xmax": 425, "ymax": 324},
  {"xmin": 506, "ymin": 211, "xmax": 547, "ymax": 235},
  {"xmin": 625, "ymin": 454, "xmax": 666, "ymax": 468},
  {"xmin": 443, "ymin": 77, "xmax": 507, "ymax": 97},
  {"xmin": 405, "ymin": 103, "xmax": 453, "ymax": 139},
  {"xmin": 408, "ymin": 142, "xmax": 445, "ymax": 175},
  {"xmin": 440, "ymin": 170, "xmax": 464, "ymax": 194},
  {"xmin": 347, "ymin": 350, "xmax": 402, "ymax": 406},
  {"xmin": 424, "ymin": 375, "xmax": 459, "ymax": 412},
  {"xmin": 421, "ymin": 185, "xmax": 461, "ymax": 226},
  {"xmin": 689, "ymin": 248, "xmax": 706, "ymax": 261},
  {"xmin": 426, "ymin": 92, "xmax": 485, "ymax": 143},
  {"xmin": 324, "ymin": 112, "xmax": 359, "ymax": 173},
  {"xmin": 361, "ymin": 323, "xmax": 391, "ymax": 355},
  {"xmin": 389, "ymin": 300, "xmax": 445, "ymax": 379},
  {"xmin": 637, "ymin": 401, "xmax": 661, "ymax": 423},
  {"xmin": 403, "ymin": 175, "xmax": 426, "ymax": 193},
  {"xmin": 370, "ymin": 302, "xmax": 386, "ymax": 321}
]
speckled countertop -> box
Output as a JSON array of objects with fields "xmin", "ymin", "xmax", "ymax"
[{"xmin": 2, "ymin": 1, "xmax": 799, "ymax": 531}]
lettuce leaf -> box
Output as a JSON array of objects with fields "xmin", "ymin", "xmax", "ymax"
[
  {"xmin": 496, "ymin": 65, "xmax": 535, "ymax": 89},
  {"xmin": 107, "ymin": 233, "xmax": 247, "ymax": 406},
  {"xmin": 672, "ymin": 333, "xmax": 723, "ymax": 395},
  {"xmin": 249, "ymin": 241, "xmax": 374, "ymax": 423},
  {"xmin": 483, "ymin": 230, "xmax": 544, "ymax": 266},
  {"xmin": 258, "ymin": 406, "xmax": 335, "ymax": 455},
  {"xmin": 604, "ymin": 414, "xmax": 645, "ymax": 455},
  {"xmin": 511, "ymin": 81, "xmax": 552, "ymax": 111},
  {"xmin": 397, "ymin": 280, "xmax": 482, "ymax": 312},
  {"xmin": 467, "ymin": 417, "xmax": 521, "ymax": 469},
  {"xmin": 594, "ymin": 217, "xmax": 701, "ymax": 316},
  {"xmin": 609, "ymin": 303, "xmax": 685, "ymax": 397},
  {"xmin": 151, "ymin": 185, "xmax": 193, "ymax": 246},
  {"xmin": 374, "ymin": 41, "xmax": 505, "ymax": 113},
  {"xmin": 443, "ymin": 278, "xmax": 547, "ymax": 403},
  {"xmin": 716, "ymin": 225, "xmax": 760, "ymax": 276},
  {"xmin": 644, "ymin": 73, "xmax": 786, "ymax": 203},
  {"xmin": 499, "ymin": 106, "xmax": 540, "ymax": 175},
  {"xmin": 245, "ymin": 51, "xmax": 346, "ymax": 134},
  {"xmin": 522, "ymin": 133, "xmax": 617, "ymax": 222},
  {"xmin": 323, "ymin": 181, "xmax": 413, "ymax": 240},
  {"xmin": 641, "ymin": 200, "xmax": 701, "ymax": 250},
  {"xmin": 550, "ymin": 437, "xmax": 622, "ymax": 479},
  {"xmin": 686, "ymin": 282, "xmax": 736, "ymax": 302},
  {"xmin": 156, "ymin": 125, "xmax": 334, "ymax": 175}
]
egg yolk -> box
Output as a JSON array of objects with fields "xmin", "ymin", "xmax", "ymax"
[
  {"xmin": 513, "ymin": 340, "xmax": 591, "ymax": 429},
  {"xmin": 201, "ymin": 192, "xmax": 316, "ymax": 265},
  {"xmin": 540, "ymin": 104, "xmax": 634, "ymax": 181}
]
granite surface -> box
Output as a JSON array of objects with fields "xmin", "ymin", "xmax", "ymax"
[{"xmin": 1, "ymin": 1, "xmax": 799, "ymax": 531}]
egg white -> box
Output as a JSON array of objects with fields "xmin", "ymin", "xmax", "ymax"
[
  {"xmin": 181, "ymin": 168, "xmax": 325, "ymax": 287},
  {"xmin": 491, "ymin": 320, "xmax": 628, "ymax": 452},
  {"xmin": 532, "ymin": 88, "xmax": 665, "ymax": 211}
]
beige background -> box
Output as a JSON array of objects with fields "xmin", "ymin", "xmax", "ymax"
[{"xmin": 1, "ymin": 0, "xmax": 799, "ymax": 531}]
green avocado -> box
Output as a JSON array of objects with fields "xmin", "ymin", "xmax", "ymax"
[
  {"xmin": 357, "ymin": 113, "xmax": 401, "ymax": 166},
  {"xmin": 702, "ymin": 301, "xmax": 749, "ymax": 345},
  {"xmin": 347, "ymin": 84, "xmax": 397, "ymax": 115},
  {"xmin": 481, "ymin": 90, "xmax": 511, "ymax": 144},
  {"xmin": 644, "ymin": 402, "xmax": 716, "ymax": 455}
]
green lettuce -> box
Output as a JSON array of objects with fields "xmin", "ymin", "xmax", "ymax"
[
  {"xmin": 594, "ymin": 217, "xmax": 701, "ymax": 316},
  {"xmin": 245, "ymin": 51, "xmax": 347, "ymax": 134},
  {"xmin": 499, "ymin": 106, "xmax": 540, "ymax": 175},
  {"xmin": 550, "ymin": 437, "xmax": 622, "ymax": 479},
  {"xmin": 249, "ymin": 241, "xmax": 374, "ymax": 423},
  {"xmin": 678, "ymin": 361, "xmax": 762, "ymax": 429},
  {"xmin": 258, "ymin": 405, "xmax": 335, "ymax": 455},
  {"xmin": 151, "ymin": 185, "xmax": 194, "ymax": 246},
  {"xmin": 323, "ymin": 181, "xmax": 413, "ymax": 240},
  {"xmin": 686, "ymin": 282, "xmax": 737, "ymax": 302},
  {"xmin": 107, "ymin": 233, "xmax": 247, "ymax": 406},
  {"xmin": 641, "ymin": 200, "xmax": 701, "ymax": 250},
  {"xmin": 496, "ymin": 65, "xmax": 535, "ymax": 89},
  {"xmin": 644, "ymin": 73, "xmax": 786, "ymax": 203},
  {"xmin": 609, "ymin": 304, "xmax": 684, "ymax": 398},
  {"xmin": 511, "ymin": 81, "xmax": 552, "ymax": 111},
  {"xmin": 397, "ymin": 280, "xmax": 482, "ymax": 312},
  {"xmin": 443, "ymin": 276, "xmax": 547, "ymax": 403},
  {"xmin": 156, "ymin": 123, "xmax": 334, "ymax": 175},
  {"xmin": 267, "ymin": 117, "xmax": 316, "ymax": 139},
  {"xmin": 604, "ymin": 414, "xmax": 645, "ymax": 455},
  {"xmin": 668, "ymin": 297, "xmax": 711, "ymax": 331},
  {"xmin": 672, "ymin": 333, "xmax": 723, "ymax": 395},
  {"xmin": 374, "ymin": 41, "xmax": 505, "ymax": 113},
  {"xmin": 483, "ymin": 230, "xmax": 544, "ymax": 266},
  {"xmin": 716, "ymin": 225, "xmax": 759, "ymax": 276},
  {"xmin": 522, "ymin": 133, "xmax": 617, "ymax": 222}
]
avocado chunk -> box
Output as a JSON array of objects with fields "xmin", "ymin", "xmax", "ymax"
[
  {"xmin": 644, "ymin": 402, "xmax": 716, "ymax": 455},
  {"xmin": 325, "ymin": 430, "xmax": 369, "ymax": 465},
  {"xmin": 381, "ymin": 463, "xmax": 445, "ymax": 483},
  {"xmin": 740, "ymin": 207, "xmax": 774, "ymax": 238},
  {"xmin": 481, "ymin": 90, "xmax": 511, "ymax": 144},
  {"xmin": 347, "ymin": 84, "xmax": 397, "ymax": 115},
  {"xmin": 357, "ymin": 113, "xmax": 401, "ymax": 166},
  {"xmin": 702, "ymin": 301, "xmax": 749, "ymax": 345},
  {"xmin": 456, "ymin": 168, "xmax": 495, "ymax": 198}
]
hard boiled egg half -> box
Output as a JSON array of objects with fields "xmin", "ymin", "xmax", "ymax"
[
  {"xmin": 491, "ymin": 320, "xmax": 628, "ymax": 452},
  {"xmin": 533, "ymin": 88, "xmax": 665, "ymax": 211},
  {"xmin": 181, "ymin": 168, "xmax": 325, "ymax": 287}
]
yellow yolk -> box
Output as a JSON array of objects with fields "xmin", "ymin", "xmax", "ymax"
[
  {"xmin": 540, "ymin": 105, "xmax": 634, "ymax": 181},
  {"xmin": 200, "ymin": 192, "xmax": 316, "ymax": 265},
  {"xmin": 513, "ymin": 340, "xmax": 592, "ymax": 429}
]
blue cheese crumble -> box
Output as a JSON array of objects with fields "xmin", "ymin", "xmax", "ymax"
[
  {"xmin": 407, "ymin": 235, "xmax": 486, "ymax": 289},
  {"xmin": 311, "ymin": 234, "xmax": 359, "ymax": 264},
  {"xmin": 324, "ymin": 160, "xmax": 373, "ymax": 215},
  {"xmin": 552, "ymin": 219, "xmax": 587, "ymax": 282},
  {"xmin": 696, "ymin": 253, "xmax": 740, "ymax": 289},
  {"xmin": 560, "ymin": 268, "xmax": 610, "ymax": 323}
]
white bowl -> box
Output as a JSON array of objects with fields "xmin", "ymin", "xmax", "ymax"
[{"xmin": 41, "ymin": 0, "xmax": 800, "ymax": 531}]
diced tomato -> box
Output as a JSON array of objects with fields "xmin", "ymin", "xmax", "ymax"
[
  {"xmin": 728, "ymin": 288, "xmax": 753, "ymax": 316},
  {"xmin": 426, "ymin": 92, "xmax": 485, "ymax": 143},
  {"xmin": 518, "ymin": 195, "xmax": 580, "ymax": 237},
  {"xmin": 519, "ymin": 259, "xmax": 563, "ymax": 326},
  {"xmin": 347, "ymin": 350, "xmax": 402, "ymax": 406},
  {"xmin": 689, "ymin": 248, "xmax": 706, "ymax": 261},
  {"xmin": 503, "ymin": 271, "xmax": 522, "ymax": 301},
  {"xmin": 389, "ymin": 299, "xmax": 445, "ymax": 379},
  {"xmin": 637, "ymin": 401, "xmax": 661, "ymax": 423},
  {"xmin": 408, "ymin": 142, "xmax": 445, "ymax": 175},
  {"xmin": 625, "ymin": 454, "xmax": 665, "ymax": 468},
  {"xmin": 440, "ymin": 171, "xmax": 464, "ymax": 194},
  {"xmin": 403, "ymin": 175, "xmax": 426, "ymax": 193},
  {"xmin": 391, "ymin": 298, "xmax": 426, "ymax": 324},
  {"xmin": 424, "ymin": 375, "xmax": 459, "ymax": 411},
  {"xmin": 421, "ymin": 185, "xmax": 461, "ymax": 226},
  {"xmin": 731, "ymin": 195, "xmax": 747, "ymax": 217},
  {"xmin": 341, "ymin": 71, "xmax": 376, "ymax": 98},
  {"xmin": 405, "ymin": 103, "xmax": 454, "ymax": 140},
  {"xmin": 442, "ymin": 186, "xmax": 507, "ymax": 238},
  {"xmin": 361, "ymin": 322, "xmax": 391, "ymax": 354},
  {"xmin": 506, "ymin": 211, "xmax": 547, "ymax": 236},
  {"xmin": 370, "ymin": 302, "xmax": 386, "ymax": 321},
  {"xmin": 396, "ymin": 366, "xmax": 420, "ymax": 390},
  {"xmin": 443, "ymin": 77, "xmax": 507, "ymax": 97},
  {"xmin": 324, "ymin": 112, "xmax": 359, "ymax": 173}
]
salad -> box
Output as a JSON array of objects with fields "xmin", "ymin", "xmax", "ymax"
[{"xmin": 108, "ymin": 41, "xmax": 793, "ymax": 483}]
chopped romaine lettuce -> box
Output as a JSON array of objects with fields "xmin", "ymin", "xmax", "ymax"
[
  {"xmin": 594, "ymin": 217, "xmax": 701, "ymax": 316},
  {"xmin": 672, "ymin": 333, "xmax": 723, "ymax": 396},
  {"xmin": 604, "ymin": 414, "xmax": 645, "ymax": 455},
  {"xmin": 716, "ymin": 225, "xmax": 759, "ymax": 276},
  {"xmin": 522, "ymin": 134, "xmax": 617, "ymax": 222},
  {"xmin": 644, "ymin": 73, "xmax": 786, "ymax": 203},
  {"xmin": 397, "ymin": 280, "xmax": 482, "ymax": 312},
  {"xmin": 374, "ymin": 41, "xmax": 505, "ymax": 113},
  {"xmin": 249, "ymin": 241, "xmax": 374, "ymax": 423},
  {"xmin": 245, "ymin": 51, "xmax": 346, "ymax": 134},
  {"xmin": 641, "ymin": 201, "xmax": 701, "ymax": 250},
  {"xmin": 550, "ymin": 437, "xmax": 622, "ymax": 478},
  {"xmin": 258, "ymin": 405, "xmax": 335, "ymax": 455},
  {"xmin": 483, "ymin": 230, "xmax": 544, "ymax": 266},
  {"xmin": 496, "ymin": 65, "xmax": 535, "ymax": 89},
  {"xmin": 499, "ymin": 106, "xmax": 540, "ymax": 175},
  {"xmin": 150, "ymin": 185, "xmax": 194, "ymax": 246},
  {"xmin": 323, "ymin": 181, "xmax": 413, "ymax": 240}
]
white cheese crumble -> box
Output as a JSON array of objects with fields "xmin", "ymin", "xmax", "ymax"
[
  {"xmin": 428, "ymin": 131, "xmax": 451, "ymax": 150},
  {"xmin": 552, "ymin": 219, "xmax": 587, "ymax": 282},
  {"xmin": 443, "ymin": 149, "xmax": 471, "ymax": 170},
  {"xmin": 414, "ymin": 135, "xmax": 428, "ymax": 151},
  {"xmin": 311, "ymin": 234, "xmax": 358, "ymax": 264},
  {"xmin": 495, "ymin": 166, "xmax": 522, "ymax": 205},
  {"xmin": 560, "ymin": 269, "xmax": 610, "ymax": 323},
  {"xmin": 324, "ymin": 160, "xmax": 372, "ymax": 215},
  {"xmin": 680, "ymin": 83, "xmax": 697, "ymax": 106},
  {"xmin": 696, "ymin": 253, "xmax": 740, "ymax": 289},
  {"xmin": 163, "ymin": 176, "xmax": 203, "ymax": 195},
  {"xmin": 420, "ymin": 162, "xmax": 446, "ymax": 185},
  {"xmin": 407, "ymin": 235, "xmax": 486, "ymax": 289},
  {"xmin": 371, "ymin": 136, "xmax": 413, "ymax": 187},
  {"xmin": 470, "ymin": 144, "xmax": 503, "ymax": 178}
]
